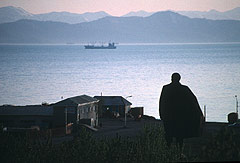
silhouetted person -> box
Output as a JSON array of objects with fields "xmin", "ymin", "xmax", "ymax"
[{"xmin": 159, "ymin": 73, "xmax": 203, "ymax": 148}]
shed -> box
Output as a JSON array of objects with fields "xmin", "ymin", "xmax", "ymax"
[
  {"xmin": 53, "ymin": 95, "xmax": 99, "ymax": 128},
  {"xmin": 94, "ymin": 96, "xmax": 132, "ymax": 118}
]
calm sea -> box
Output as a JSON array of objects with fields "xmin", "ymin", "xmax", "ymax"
[{"xmin": 0, "ymin": 43, "xmax": 240, "ymax": 122}]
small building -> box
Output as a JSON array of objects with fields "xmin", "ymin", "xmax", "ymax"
[
  {"xmin": 94, "ymin": 96, "xmax": 132, "ymax": 118},
  {"xmin": 0, "ymin": 105, "xmax": 53, "ymax": 129},
  {"xmin": 0, "ymin": 95, "xmax": 99, "ymax": 135},
  {"xmin": 129, "ymin": 107, "xmax": 144, "ymax": 120},
  {"xmin": 53, "ymin": 95, "xmax": 99, "ymax": 128}
]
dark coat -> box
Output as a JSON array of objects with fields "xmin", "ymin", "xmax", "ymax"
[{"xmin": 159, "ymin": 82, "xmax": 203, "ymax": 138}]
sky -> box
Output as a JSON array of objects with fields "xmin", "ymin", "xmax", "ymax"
[{"xmin": 0, "ymin": 0, "xmax": 240, "ymax": 16}]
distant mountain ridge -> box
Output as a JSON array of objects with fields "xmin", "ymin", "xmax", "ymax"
[
  {"xmin": 0, "ymin": 6, "xmax": 110, "ymax": 24},
  {"xmin": 0, "ymin": 6, "xmax": 33, "ymax": 23},
  {"xmin": 123, "ymin": 7, "xmax": 240, "ymax": 20},
  {"xmin": 33, "ymin": 11, "xmax": 110, "ymax": 24},
  {"xmin": 122, "ymin": 10, "xmax": 155, "ymax": 17},
  {"xmin": 178, "ymin": 7, "xmax": 240, "ymax": 20},
  {"xmin": 1, "ymin": 6, "xmax": 240, "ymax": 25},
  {"xmin": 1, "ymin": 11, "xmax": 240, "ymax": 44}
]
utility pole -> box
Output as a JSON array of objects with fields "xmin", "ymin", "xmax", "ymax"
[
  {"xmin": 235, "ymin": 95, "xmax": 239, "ymax": 115},
  {"xmin": 204, "ymin": 105, "xmax": 206, "ymax": 122},
  {"xmin": 124, "ymin": 95, "xmax": 132, "ymax": 128},
  {"xmin": 65, "ymin": 108, "xmax": 67, "ymax": 134}
]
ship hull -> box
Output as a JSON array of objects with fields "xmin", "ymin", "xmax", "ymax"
[
  {"xmin": 84, "ymin": 46, "xmax": 116, "ymax": 49},
  {"xmin": 84, "ymin": 42, "xmax": 117, "ymax": 49}
]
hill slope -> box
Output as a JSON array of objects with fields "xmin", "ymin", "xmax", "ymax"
[{"xmin": 0, "ymin": 11, "xmax": 240, "ymax": 43}]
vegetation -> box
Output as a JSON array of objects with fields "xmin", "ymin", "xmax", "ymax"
[
  {"xmin": 199, "ymin": 127, "xmax": 240, "ymax": 162},
  {"xmin": 1, "ymin": 124, "xmax": 240, "ymax": 162},
  {"xmin": 0, "ymin": 124, "xmax": 184, "ymax": 162}
]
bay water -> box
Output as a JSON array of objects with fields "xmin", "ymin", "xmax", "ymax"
[{"xmin": 0, "ymin": 43, "xmax": 240, "ymax": 122}]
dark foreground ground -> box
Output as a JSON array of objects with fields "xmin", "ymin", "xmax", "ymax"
[
  {"xmin": 54, "ymin": 116, "xmax": 228, "ymax": 149},
  {"xmin": 2, "ymin": 116, "xmax": 240, "ymax": 162},
  {"xmin": 35, "ymin": 115, "xmax": 240, "ymax": 162},
  {"xmin": 93, "ymin": 116, "xmax": 230, "ymax": 157},
  {"xmin": 95, "ymin": 116, "xmax": 227, "ymax": 138}
]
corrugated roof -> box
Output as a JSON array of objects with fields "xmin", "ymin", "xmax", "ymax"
[
  {"xmin": 94, "ymin": 96, "xmax": 132, "ymax": 106},
  {"xmin": 54, "ymin": 95, "xmax": 98, "ymax": 107},
  {"xmin": 0, "ymin": 105, "xmax": 53, "ymax": 116}
]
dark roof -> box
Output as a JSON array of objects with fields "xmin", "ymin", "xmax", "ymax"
[
  {"xmin": 94, "ymin": 96, "xmax": 132, "ymax": 106},
  {"xmin": 54, "ymin": 95, "xmax": 99, "ymax": 107},
  {"xmin": 0, "ymin": 105, "xmax": 53, "ymax": 116}
]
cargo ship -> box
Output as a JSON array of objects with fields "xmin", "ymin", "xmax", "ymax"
[{"xmin": 84, "ymin": 42, "xmax": 116, "ymax": 49}]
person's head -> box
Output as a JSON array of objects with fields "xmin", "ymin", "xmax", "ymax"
[{"xmin": 171, "ymin": 73, "xmax": 181, "ymax": 83}]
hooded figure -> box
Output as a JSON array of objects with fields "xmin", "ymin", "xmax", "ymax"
[{"xmin": 159, "ymin": 73, "xmax": 203, "ymax": 147}]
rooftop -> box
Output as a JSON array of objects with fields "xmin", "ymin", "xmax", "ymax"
[
  {"xmin": 54, "ymin": 95, "xmax": 99, "ymax": 107},
  {"xmin": 94, "ymin": 96, "xmax": 132, "ymax": 106},
  {"xmin": 0, "ymin": 105, "xmax": 53, "ymax": 116}
]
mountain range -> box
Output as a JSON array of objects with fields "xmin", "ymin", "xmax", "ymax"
[
  {"xmin": 1, "ymin": 11, "xmax": 240, "ymax": 44},
  {"xmin": 177, "ymin": 8, "xmax": 240, "ymax": 20},
  {"xmin": 1, "ymin": 6, "xmax": 240, "ymax": 25},
  {"xmin": 0, "ymin": 6, "xmax": 110, "ymax": 24},
  {"xmin": 122, "ymin": 10, "xmax": 155, "ymax": 17},
  {"xmin": 122, "ymin": 8, "xmax": 240, "ymax": 21}
]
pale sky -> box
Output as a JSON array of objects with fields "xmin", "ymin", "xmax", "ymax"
[{"xmin": 0, "ymin": 0, "xmax": 240, "ymax": 16}]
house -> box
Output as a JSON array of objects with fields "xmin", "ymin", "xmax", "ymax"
[
  {"xmin": 0, "ymin": 105, "xmax": 53, "ymax": 129},
  {"xmin": 53, "ymin": 95, "xmax": 99, "ymax": 128},
  {"xmin": 0, "ymin": 95, "xmax": 99, "ymax": 134},
  {"xmin": 94, "ymin": 96, "xmax": 132, "ymax": 118}
]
